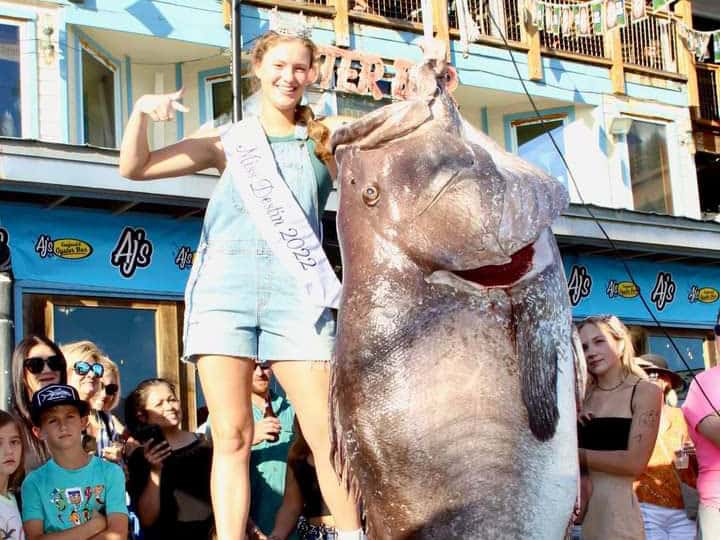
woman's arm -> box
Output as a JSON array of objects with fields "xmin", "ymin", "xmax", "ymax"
[
  {"xmin": 582, "ymin": 381, "xmax": 662, "ymax": 477},
  {"xmin": 119, "ymin": 90, "xmax": 225, "ymax": 180},
  {"xmin": 268, "ymin": 465, "xmax": 304, "ymax": 540}
]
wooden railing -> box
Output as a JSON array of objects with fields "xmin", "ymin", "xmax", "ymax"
[
  {"xmin": 621, "ymin": 11, "xmax": 679, "ymax": 73},
  {"xmin": 447, "ymin": 0, "xmax": 522, "ymax": 43},
  {"xmin": 240, "ymin": 0, "xmax": 688, "ymax": 82},
  {"xmin": 351, "ymin": 0, "xmax": 424, "ymax": 24},
  {"xmin": 696, "ymin": 63, "xmax": 720, "ymax": 124}
]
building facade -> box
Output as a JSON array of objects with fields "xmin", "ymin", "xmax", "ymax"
[{"xmin": 0, "ymin": 0, "xmax": 718, "ymax": 424}]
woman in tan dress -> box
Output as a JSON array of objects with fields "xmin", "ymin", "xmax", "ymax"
[{"xmin": 577, "ymin": 315, "xmax": 663, "ymax": 540}]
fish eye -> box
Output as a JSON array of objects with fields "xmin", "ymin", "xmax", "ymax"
[{"xmin": 362, "ymin": 184, "xmax": 380, "ymax": 206}]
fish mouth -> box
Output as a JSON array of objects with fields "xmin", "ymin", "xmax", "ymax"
[{"xmin": 451, "ymin": 244, "xmax": 535, "ymax": 288}]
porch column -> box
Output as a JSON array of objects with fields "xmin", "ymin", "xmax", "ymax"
[
  {"xmin": 605, "ymin": 27, "xmax": 625, "ymax": 95},
  {"xmin": 432, "ymin": 0, "xmax": 450, "ymax": 58},
  {"xmin": 519, "ymin": 0, "xmax": 542, "ymax": 81},
  {"xmin": 329, "ymin": 0, "xmax": 350, "ymax": 48},
  {"xmin": 676, "ymin": 0, "xmax": 699, "ymax": 110}
]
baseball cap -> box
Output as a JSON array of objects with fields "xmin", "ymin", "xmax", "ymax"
[{"xmin": 30, "ymin": 384, "xmax": 89, "ymax": 426}]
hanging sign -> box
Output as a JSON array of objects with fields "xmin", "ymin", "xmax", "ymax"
[
  {"xmin": 630, "ymin": 0, "xmax": 647, "ymax": 23},
  {"xmin": 604, "ymin": 0, "xmax": 626, "ymax": 31},
  {"xmin": 651, "ymin": 0, "xmax": 674, "ymax": 11}
]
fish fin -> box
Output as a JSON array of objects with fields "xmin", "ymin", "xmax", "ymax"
[
  {"xmin": 512, "ymin": 288, "xmax": 560, "ymax": 442},
  {"xmin": 328, "ymin": 363, "xmax": 363, "ymax": 505}
]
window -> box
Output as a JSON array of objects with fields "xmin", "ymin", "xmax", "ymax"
[
  {"xmin": 512, "ymin": 115, "xmax": 569, "ymax": 186},
  {"xmin": 627, "ymin": 120, "xmax": 673, "ymax": 214},
  {"xmin": 0, "ymin": 23, "xmax": 21, "ymax": 137},
  {"xmin": 81, "ymin": 46, "xmax": 117, "ymax": 148},
  {"xmin": 206, "ymin": 74, "xmax": 233, "ymax": 127},
  {"xmin": 23, "ymin": 295, "xmax": 197, "ymax": 427}
]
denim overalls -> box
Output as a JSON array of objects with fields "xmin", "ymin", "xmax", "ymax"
[{"xmin": 183, "ymin": 125, "xmax": 335, "ymax": 362}]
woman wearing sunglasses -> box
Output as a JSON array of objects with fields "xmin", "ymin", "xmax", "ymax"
[
  {"xmin": 61, "ymin": 340, "xmax": 117, "ymax": 458},
  {"xmin": 10, "ymin": 334, "xmax": 68, "ymax": 472}
]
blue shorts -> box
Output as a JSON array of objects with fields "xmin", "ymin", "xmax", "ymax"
[{"xmin": 183, "ymin": 240, "xmax": 336, "ymax": 363}]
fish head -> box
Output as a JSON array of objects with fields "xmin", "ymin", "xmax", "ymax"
[{"xmin": 331, "ymin": 60, "xmax": 569, "ymax": 273}]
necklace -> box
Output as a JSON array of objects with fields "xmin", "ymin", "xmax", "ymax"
[{"xmin": 596, "ymin": 375, "xmax": 627, "ymax": 391}]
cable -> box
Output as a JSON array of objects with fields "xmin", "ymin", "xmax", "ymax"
[{"xmin": 486, "ymin": 9, "xmax": 720, "ymax": 414}]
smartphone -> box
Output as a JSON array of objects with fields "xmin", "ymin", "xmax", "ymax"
[{"xmin": 134, "ymin": 424, "xmax": 168, "ymax": 449}]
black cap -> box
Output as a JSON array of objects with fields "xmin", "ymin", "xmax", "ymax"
[{"xmin": 31, "ymin": 384, "xmax": 89, "ymax": 426}]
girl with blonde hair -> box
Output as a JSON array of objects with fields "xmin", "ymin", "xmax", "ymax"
[
  {"xmin": 576, "ymin": 315, "xmax": 663, "ymax": 539},
  {"xmin": 118, "ymin": 23, "xmax": 362, "ymax": 540}
]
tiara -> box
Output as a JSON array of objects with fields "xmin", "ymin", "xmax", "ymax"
[{"xmin": 268, "ymin": 8, "xmax": 315, "ymax": 39}]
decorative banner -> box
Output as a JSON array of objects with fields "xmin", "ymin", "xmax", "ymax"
[
  {"xmin": 522, "ymin": 0, "xmax": 720, "ymax": 62},
  {"xmin": 550, "ymin": 6, "xmax": 561, "ymax": 34},
  {"xmin": 591, "ymin": 1, "xmax": 604, "ymax": 34},
  {"xmin": 630, "ymin": 0, "xmax": 647, "ymax": 23},
  {"xmin": 651, "ymin": 0, "xmax": 674, "ymax": 11},
  {"xmin": 576, "ymin": 5, "xmax": 592, "ymax": 36},
  {"xmin": 604, "ymin": 0, "xmax": 626, "ymax": 31},
  {"xmin": 560, "ymin": 6, "xmax": 573, "ymax": 35}
]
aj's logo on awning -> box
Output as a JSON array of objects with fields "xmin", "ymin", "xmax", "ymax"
[
  {"xmin": 111, "ymin": 227, "xmax": 152, "ymax": 278},
  {"xmin": 174, "ymin": 246, "xmax": 195, "ymax": 270},
  {"xmin": 688, "ymin": 285, "xmax": 719, "ymax": 304},
  {"xmin": 650, "ymin": 272, "xmax": 676, "ymax": 311},
  {"xmin": 567, "ymin": 265, "xmax": 592, "ymax": 306},
  {"xmin": 34, "ymin": 235, "xmax": 93, "ymax": 260},
  {"xmin": 606, "ymin": 280, "xmax": 639, "ymax": 299}
]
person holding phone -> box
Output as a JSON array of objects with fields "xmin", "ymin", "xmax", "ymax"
[{"xmin": 124, "ymin": 378, "xmax": 214, "ymax": 540}]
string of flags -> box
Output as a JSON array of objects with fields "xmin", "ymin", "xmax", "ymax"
[{"xmin": 523, "ymin": 0, "xmax": 720, "ymax": 62}]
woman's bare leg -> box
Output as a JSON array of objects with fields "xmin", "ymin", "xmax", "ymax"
[
  {"xmin": 197, "ymin": 355, "xmax": 255, "ymax": 540},
  {"xmin": 272, "ymin": 361, "xmax": 362, "ymax": 532}
]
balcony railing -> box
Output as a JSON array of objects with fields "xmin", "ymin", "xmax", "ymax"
[
  {"xmin": 352, "ymin": 0, "xmax": 424, "ymax": 23},
  {"xmin": 697, "ymin": 63, "xmax": 720, "ymax": 124},
  {"xmin": 447, "ymin": 0, "xmax": 522, "ymax": 43},
  {"xmin": 246, "ymin": 0, "xmax": 685, "ymax": 78},
  {"xmin": 621, "ymin": 11, "xmax": 678, "ymax": 73}
]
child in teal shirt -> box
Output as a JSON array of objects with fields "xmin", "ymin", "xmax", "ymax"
[{"xmin": 21, "ymin": 384, "xmax": 128, "ymax": 539}]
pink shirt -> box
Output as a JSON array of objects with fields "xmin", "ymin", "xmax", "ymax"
[{"xmin": 682, "ymin": 366, "xmax": 720, "ymax": 508}]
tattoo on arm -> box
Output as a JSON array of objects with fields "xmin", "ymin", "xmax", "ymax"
[{"xmin": 639, "ymin": 410, "xmax": 659, "ymax": 429}]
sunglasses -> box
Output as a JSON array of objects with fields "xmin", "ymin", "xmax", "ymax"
[
  {"xmin": 73, "ymin": 361, "xmax": 104, "ymax": 378},
  {"xmin": 102, "ymin": 383, "xmax": 119, "ymax": 396},
  {"xmin": 23, "ymin": 355, "xmax": 65, "ymax": 375},
  {"xmin": 255, "ymin": 363, "xmax": 272, "ymax": 371}
]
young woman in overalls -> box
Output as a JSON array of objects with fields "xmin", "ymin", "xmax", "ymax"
[{"xmin": 118, "ymin": 28, "xmax": 363, "ymax": 540}]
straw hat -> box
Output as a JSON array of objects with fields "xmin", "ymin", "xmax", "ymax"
[{"xmin": 637, "ymin": 353, "xmax": 685, "ymax": 391}]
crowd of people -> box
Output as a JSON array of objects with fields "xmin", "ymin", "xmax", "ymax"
[
  {"xmin": 0, "ymin": 20, "xmax": 717, "ymax": 540},
  {"xmin": 1, "ymin": 334, "xmax": 338, "ymax": 540},
  {"xmin": 0, "ymin": 320, "xmax": 717, "ymax": 540}
]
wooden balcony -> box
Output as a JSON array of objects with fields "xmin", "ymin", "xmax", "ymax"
[
  {"xmin": 696, "ymin": 63, "xmax": 720, "ymax": 126},
  {"xmin": 241, "ymin": 0, "xmax": 690, "ymax": 84}
]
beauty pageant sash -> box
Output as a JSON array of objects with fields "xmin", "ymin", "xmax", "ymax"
[{"xmin": 221, "ymin": 118, "xmax": 342, "ymax": 315}]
